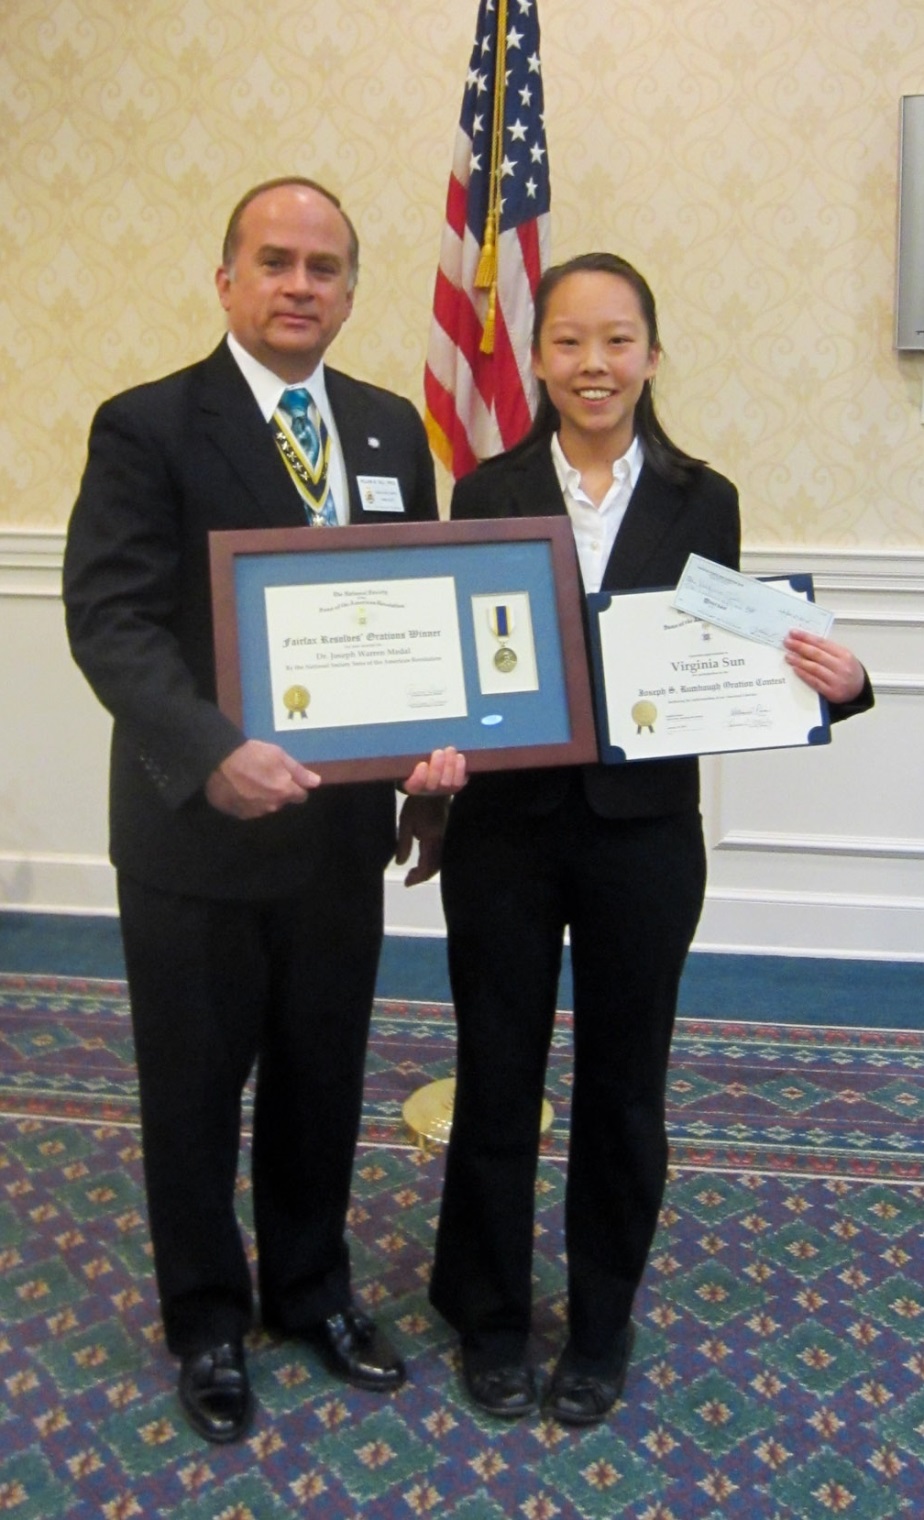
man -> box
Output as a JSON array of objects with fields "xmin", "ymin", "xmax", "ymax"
[{"xmin": 63, "ymin": 178, "xmax": 464, "ymax": 1444}]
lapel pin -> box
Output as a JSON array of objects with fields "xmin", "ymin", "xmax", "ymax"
[{"xmin": 368, "ymin": 437, "xmax": 381, "ymax": 448}]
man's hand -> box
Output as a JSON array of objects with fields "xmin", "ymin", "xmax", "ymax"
[
  {"xmin": 783, "ymin": 631, "xmax": 866, "ymax": 705},
  {"xmin": 205, "ymin": 739, "xmax": 321, "ymax": 820},
  {"xmin": 395, "ymin": 747, "xmax": 467, "ymax": 886}
]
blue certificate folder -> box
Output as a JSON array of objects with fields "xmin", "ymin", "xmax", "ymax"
[
  {"xmin": 210, "ymin": 519, "xmax": 598, "ymax": 782},
  {"xmin": 586, "ymin": 575, "xmax": 830, "ymax": 765}
]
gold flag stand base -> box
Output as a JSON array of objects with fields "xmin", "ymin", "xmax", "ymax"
[{"xmin": 403, "ymin": 1076, "xmax": 554, "ymax": 1151}]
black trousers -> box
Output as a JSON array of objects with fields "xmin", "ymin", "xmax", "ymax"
[
  {"xmin": 118, "ymin": 866, "xmax": 384, "ymax": 1355},
  {"xmin": 430, "ymin": 786, "xmax": 706, "ymax": 1369}
]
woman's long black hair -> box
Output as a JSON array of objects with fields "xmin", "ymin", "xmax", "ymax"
[{"xmin": 505, "ymin": 252, "xmax": 703, "ymax": 485}]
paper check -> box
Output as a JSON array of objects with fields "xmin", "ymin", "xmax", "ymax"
[{"xmin": 671, "ymin": 554, "xmax": 834, "ymax": 648}]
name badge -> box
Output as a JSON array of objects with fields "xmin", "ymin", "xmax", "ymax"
[{"xmin": 356, "ymin": 475, "xmax": 405, "ymax": 513}]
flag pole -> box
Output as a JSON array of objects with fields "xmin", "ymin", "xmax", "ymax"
[
  {"xmin": 474, "ymin": 0, "xmax": 507, "ymax": 352},
  {"xmin": 423, "ymin": 0, "xmax": 550, "ymax": 476}
]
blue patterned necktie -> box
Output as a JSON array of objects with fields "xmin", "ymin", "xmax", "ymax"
[{"xmin": 273, "ymin": 386, "xmax": 338, "ymax": 526}]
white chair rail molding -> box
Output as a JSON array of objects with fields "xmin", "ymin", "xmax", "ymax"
[{"xmin": 1, "ymin": 530, "xmax": 921, "ymax": 962}]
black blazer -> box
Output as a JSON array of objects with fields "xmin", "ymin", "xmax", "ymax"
[
  {"xmin": 448, "ymin": 437, "xmax": 869, "ymax": 822},
  {"xmin": 64, "ymin": 340, "xmax": 439, "ymax": 897},
  {"xmin": 450, "ymin": 439, "xmax": 740, "ymax": 820}
]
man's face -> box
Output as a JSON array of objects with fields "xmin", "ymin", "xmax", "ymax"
[{"xmin": 215, "ymin": 184, "xmax": 355, "ymax": 381}]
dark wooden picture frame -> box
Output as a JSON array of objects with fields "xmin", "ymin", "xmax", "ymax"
[{"xmin": 210, "ymin": 516, "xmax": 598, "ymax": 783}]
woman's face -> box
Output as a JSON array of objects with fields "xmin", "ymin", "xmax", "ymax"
[{"xmin": 532, "ymin": 271, "xmax": 660, "ymax": 455}]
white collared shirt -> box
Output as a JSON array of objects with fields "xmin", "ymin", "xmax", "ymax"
[
  {"xmin": 551, "ymin": 433, "xmax": 643, "ymax": 593},
  {"xmin": 226, "ymin": 333, "xmax": 349, "ymax": 524}
]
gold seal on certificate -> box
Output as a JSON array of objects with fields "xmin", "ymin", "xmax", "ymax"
[
  {"xmin": 283, "ymin": 684, "xmax": 310, "ymax": 718},
  {"xmin": 631, "ymin": 699, "xmax": 657, "ymax": 733},
  {"xmin": 489, "ymin": 604, "xmax": 518, "ymax": 673}
]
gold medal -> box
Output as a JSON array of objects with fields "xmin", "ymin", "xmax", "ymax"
[
  {"xmin": 488, "ymin": 603, "xmax": 518, "ymax": 674},
  {"xmin": 283, "ymin": 684, "xmax": 310, "ymax": 719}
]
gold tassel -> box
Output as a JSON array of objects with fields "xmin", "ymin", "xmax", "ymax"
[
  {"xmin": 480, "ymin": 283, "xmax": 497, "ymax": 354},
  {"xmin": 475, "ymin": 218, "xmax": 496, "ymax": 289}
]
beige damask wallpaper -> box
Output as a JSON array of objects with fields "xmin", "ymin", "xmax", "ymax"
[{"xmin": 3, "ymin": 0, "xmax": 924, "ymax": 543}]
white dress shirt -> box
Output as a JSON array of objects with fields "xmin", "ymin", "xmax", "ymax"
[
  {"xmin": 226, "ymin": 333, "xmax": 349, "ymax": 524},
  {"xmin": 550, "ymin": 433, "xmax": 643, "ymax": 594}
]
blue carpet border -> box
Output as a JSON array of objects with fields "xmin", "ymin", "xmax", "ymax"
[{"xmin": 1, "ymin": 911, "xmax": 923, "ymax": 1029}]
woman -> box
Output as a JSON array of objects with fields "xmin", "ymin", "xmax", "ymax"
[{"xmin": 429, "ymin": 253, "xmax": 873, "ymax": 1426}]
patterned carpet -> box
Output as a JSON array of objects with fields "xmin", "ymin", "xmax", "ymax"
[{"xmin": 1, "ymin": 972, "xmax": 923, "ymax": 1519}]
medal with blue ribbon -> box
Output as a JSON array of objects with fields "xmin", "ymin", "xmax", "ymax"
[{"xmin": 489, "ymin": 603, "xmax": 518, "ymax": 673}]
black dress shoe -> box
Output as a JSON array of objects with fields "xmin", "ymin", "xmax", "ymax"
[
  {"xmin": 543, "ymin": 1323, "xmax": 635, "ymax": 1427},
  {"xmin": 178, "ymin": 1342, "xmax": 253, "ymax": 1444},
  {"xmin": 462, "ymin": 1351, "xmax": 540, "ymax": 1418},
  {"xmin": 309, "ymin": 1308, "xmax": 406, "ymax": 1392}
]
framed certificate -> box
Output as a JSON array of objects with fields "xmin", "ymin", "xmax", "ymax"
[
  {"xmin": 587, "ymin": 581, "xmax": 830, "ymax": 763},
  {"xmin": 210, "ymin": 517, "xmax": 598, "ymax": 782}
]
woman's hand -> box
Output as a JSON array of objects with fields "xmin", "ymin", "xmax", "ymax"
[{"xmin": 783, "ymin": 630, "xmax": 866, "ymax": 704}]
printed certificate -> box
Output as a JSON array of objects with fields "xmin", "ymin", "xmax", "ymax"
[
  {"xmin": 264, "ymin": 576, "xmax": 468, "ymax": 730},
  {"xmin": 587, "ymin": 583, "xmax": 830, "ymax": 763}
]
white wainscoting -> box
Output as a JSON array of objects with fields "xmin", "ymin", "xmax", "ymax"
[
  {"xmin": 698, "ymin": 548, "xmax": 924, "ymax": 959},
  {"xmin": 2, "ymin": 531, "xmax": 922, "ymax": 960},
  {"xmin": 0, "ymin": 531, "xmax": 115, "ymax": 915}
]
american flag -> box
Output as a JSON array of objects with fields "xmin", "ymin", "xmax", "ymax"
[{"xmin": 424, "ymin": 0, "xmax": 551, "ymax": 479}]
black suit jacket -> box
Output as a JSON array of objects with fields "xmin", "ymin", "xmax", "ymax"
[
  {"xmin": 448, "ymin": 438, "xmax": 870, "ymax": 821},
  {"xmin": 64, "ymin": 340, "xmax": 438, "ymax": 897}
]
